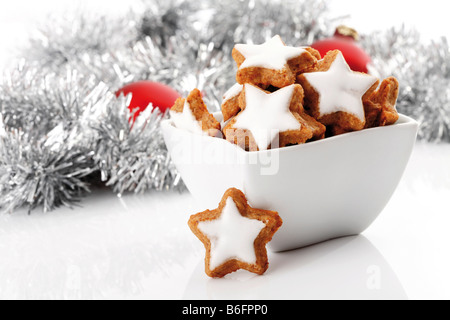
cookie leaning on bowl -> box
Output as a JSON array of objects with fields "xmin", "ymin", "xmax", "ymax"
[{"xmin": 188, "ymin": 188, "xmax": 283, "ymax": 278}]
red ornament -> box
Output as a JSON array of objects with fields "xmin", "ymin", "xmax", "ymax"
[
  {"xmin": 311, "ymin": 25, "xmax": 371, "ymax": 73},
  {"xmin": 116, "ymin": 81, "xmax": 181, "ymax": 121}
]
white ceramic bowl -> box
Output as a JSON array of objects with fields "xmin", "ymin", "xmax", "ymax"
[{"xmin": 162, "ymin": 113, "xmax": 418, "ymax": 252}]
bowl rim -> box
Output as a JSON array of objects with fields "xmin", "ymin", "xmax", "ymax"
[{"xmin": 161, "ymin": 113, "xmax": 419, "ymax": 155}]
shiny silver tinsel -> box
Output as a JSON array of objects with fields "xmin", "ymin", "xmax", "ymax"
[
  {"xmin": 0, "ymin": 125, "xmax": 95, "ymax": 213},
  {"xmin": 3, "ymin": 0, "xmax": 447, "ymax": 213},
  {"xmin": 91, "ymin": 92, "xmax": 181, "ymax": 195},
  {"xmin": 25, "ymin": 11, "xmax": 140, "ymax": 70},
  {"xmin": 0, "ymin": 66, "xmax": 100, "ymax": 213},
  {"xmin": 362, "ymin": 26, "xmax": 450, "ymax": 142},
  {"xmin": 0, "ymin": 62, "xmax": 185, "ymax": 213}
]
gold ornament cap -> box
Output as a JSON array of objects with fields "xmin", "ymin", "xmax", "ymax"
[{"xmin": 335, "ymin": 25, "xmax": 360, "ymax": 41}]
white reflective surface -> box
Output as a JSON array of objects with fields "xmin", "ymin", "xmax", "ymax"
[
  {"xmin": 185, "ymin": 236, "xmax": 406, "ymax": 300},
  {"xmin": 0, "ymin": 0, "xmax": 450, "ymax": 300},
  {"xmin": 1, "ymin": 143, "xmax": 449, "ymax": 300}
]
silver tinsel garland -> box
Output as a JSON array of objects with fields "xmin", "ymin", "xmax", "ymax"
[
  {"xmin": 362, "ymin": 26, "xmax": 450, "ymax": 142},
  {"xmin": 0, "ymin": 119, "xmax": 95, "ymax": 213},
  {"xmin": 92, "ymin": 91, "xmax": 181, "ymax": 195},
  {"xmin": 0, "ymin": 0, "xmax": 448, "ymax": 213}
]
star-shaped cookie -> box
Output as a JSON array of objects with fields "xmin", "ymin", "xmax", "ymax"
[
  {"xmin": 170, "ymin": 88, "xmax": 221, "ymax": 137},
  {"xmin": 297, "ymin": 50, "xmax": 379, "ymax": 135},
  {"xmin": 223, "ymin": 84, "xmax": 325, "ymax": 151},
  {"xmin": 233, "ymin": 35, "xmax": 320, "ymax": 88},
  {"xmin": 188, "ymin": 188, "xmax": 283, "ymax": 278},
  {"xmin": 363, "ymin": 76, "xmax": 400, "ymax": 128},
  {"xmin": 221, "ymin": 83, "xmax": 244, "ymax": 122}
]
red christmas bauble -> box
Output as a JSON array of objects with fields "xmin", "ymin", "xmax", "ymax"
[
  {"xmin": 116, "ymin": 81, "xmax": 181, "ymax": 121},
  {"xmin": 311, "ymin": 25, "xmax": 371, "ymax": 73}
]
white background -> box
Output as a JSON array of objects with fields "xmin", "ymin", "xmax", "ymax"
[{"xmin": 0, "ymin": 0, "xmax": 449, "ymax": 300}]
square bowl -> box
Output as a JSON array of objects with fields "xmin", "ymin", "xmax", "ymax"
[{"xmin": 162, "ymin": 113, "xmax": 418, "ymax": 252}]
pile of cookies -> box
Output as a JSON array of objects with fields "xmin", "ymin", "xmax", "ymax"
[
  {"xmin": 171, "ymin": 36, "xmax": 401, "ymax": 278},
  {"xmin": 170, "ymin": 35, "xmax": 399, "ymax": 152}
]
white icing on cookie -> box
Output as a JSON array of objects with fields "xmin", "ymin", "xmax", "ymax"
[
  {"xmin": 303, "ymin": 51, "xmax": 378, "ymax": 121},
  {"xmin": 198, "ymin": 197, "xmax": 265, "ymax": 270},
  {"xmin": 222, "ymin": 83, "xmax": 243, "ymax": 103},
  {"xmin": 233, "ymin": 84, "xmax": 301, "ymax": 151},
  {"xmin": 235, "ymin": 35, "xmax": 306, "ymax": 70},
  {"xmin": 170, "ymin": 100, "xmax": 205, "ymax": 135}
]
